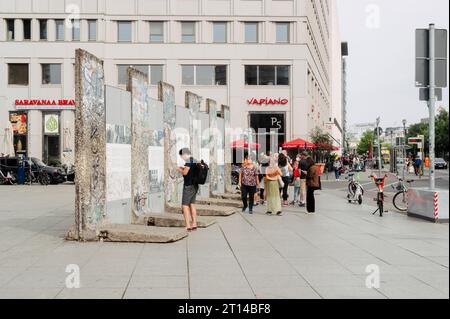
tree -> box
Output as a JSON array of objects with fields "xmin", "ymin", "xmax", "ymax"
[
  {"xmin": 309, "ymin": 127, "xmax": 333, "ymax": 163},
  {"xmin": 357, "ymin": 130, "xmax": 374, "ymax": 155}
]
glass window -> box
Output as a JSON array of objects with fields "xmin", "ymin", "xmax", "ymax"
[
  {"xmin": 8, "ymin": 64, "xmax": 29, "ymax": 85},
  {"xmin": 181, "ymin": 22, "xmax": 195, "ymax": 43},
  {"xmin": 118, "ymin": 21, "xmax": 132, "ymax": 42},
  {"xmin": 182, "ymin": 65, "xmax": 195, "ymax": 85},
  {"xmin": 118, "ymin": 65, "xmax": 148, "ymax": 85},
  {"xmin": 213, "ymin": 22, "xmax": 227, "ymax": 43},
  {"xmin": 276, "ymin": 66, "xmax": 290, "ymax": 85},
  {"xmin": 150, "ymin": 22, "xmax": 164, "ymax": 43},
  {"xmin": 23, "ymin": 19, "xmax": 31, "ymax": 40},
  {"xmin": 196, "ymin": 65, "xmax": 215, "ymax": 85},
  {"xmin": 259, "ymin": 66, "xmax": 275, "ymax": 85},
  {"xmin": 150, "ymin": 65, "xmax": 163, "ymax": 85},
  {"xmin": 276, "ymin": 22, "xmax": 289, "ymax": 43},
  {"xmin": 88, "ymin": 20, "xmax": 97, "ymax": 41},
  {"xmin": 42, "ymin": 64, "xmax": 62, "ymax": 85},
  {"xmin": 215, "ymin": 65, "xmax": 227, "ymax": 85},
  {"xmin": 55, "ymin": 20, "xmax": 65, "ymax": 41},
  {"xmin": 245, "ymin": 22, "xmax": 258, "ymax": 43},
  {"xmin": 39, "ymin": 19, "xmax": 47, "ymax": 40},
  {"xmin": 245, "ymin": 66, "xmax": 258, "ymax": 85},
  {"xmin": 6, "ymin": 19, "xmax": 15, "ymax": 41},
  {"xmin": 72, "ymin": 19, "xmax": 80, "ymax": 41}
]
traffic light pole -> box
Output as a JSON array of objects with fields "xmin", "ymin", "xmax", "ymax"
[
  {"xmin": 429, "ymin": 24, "xmax": 436, "ymax": 190},
  {"xmin": 376, "ymin": 117, "xmax": 382, "ymax": 177}
]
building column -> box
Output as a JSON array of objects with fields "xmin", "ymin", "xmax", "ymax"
[
  {"xmin": 47, "ymin": 19, "xmax": 56, "ymax": 42},
  {"xmin": 80, "ymin": 19, "xmax": 88, "ymax": 42},
  {"xmin": 31, "ymin": 18, "xmax": 40, "ymax": 41},
  {"xmin": 27, "ymin": 110, "xmax": 43, "ymax": 159},
  {"xmin": 14, "ymin": 19, "xmax": 24, "ymax": 42}
]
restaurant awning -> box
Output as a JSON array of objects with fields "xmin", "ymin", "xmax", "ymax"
[
  {"xmin": 282, "ymin": 138, "xmax": 316, "ymax": 150},
  {"xmin": 231, "ymin": 139, "xmax": 261, "ymax": 149}
]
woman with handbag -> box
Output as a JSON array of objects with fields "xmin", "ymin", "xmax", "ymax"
[
  {"xmin": 306, "ymin": 157, "xmax": 320, "ymax": 214},
  {"xmin": 265, "ymin": 156, "xmax": 283, "ymax": 216}
]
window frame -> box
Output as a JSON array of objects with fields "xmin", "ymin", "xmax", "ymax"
[
  {"xmin": 41, "ymin": 63, "xmax": 62, "ymax": 85},
  {"xmin": 23, "ymin": 19, "xmax": 32, "ymax": 41},
  {"xmin": 244, "ymin": 22, "xmax": 259, "ymax": 43},
  {"xmin": 55, "ymin": 19, "xmax": 65, "ymax": 41},
  {"xmin": 8, "ymin": 63, "xmax": 29, "ymax": 86},
  {"xmin": 181, "ymin": 21, "xmax": 196, "ymax": 43},
  {"xmin": 88, "ymin": 20, "xmax": 97, "ymax": 42},
  {"xmin": 245, "ymin": 65, "xmax": 290, "ymax": 86},
  {"xmin": 149, "ymin": 21, "xmax": 164, "ymax": 43},
  {"xmin": 39, "ymin": 19, "xmax": 48, "ymax": 41},
  {"xmin": 275, "ymin": 22, "xmax": 290, "ymax": 43},
  {"xmin": 213, "ymin": 21, "xmax": 227, "ymax": 43},
  {"xmin": 6, "ymin": 19, "xmax": 15, "ymax": 41},
  {"xmin": 71, "ymin": 19, "xmax": 80, "ymax": 42},
  {"xmin": 117, "ymin": 21, "xmax": 132, "ymax": 43},
  {"xmin": 182, "ymin": 65, "xmax": 227, "ymax": 86}
]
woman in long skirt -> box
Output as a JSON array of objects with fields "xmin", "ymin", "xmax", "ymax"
[{"xmin": 265, "ymin": 156, "xmax": 283, "ymax": 216}]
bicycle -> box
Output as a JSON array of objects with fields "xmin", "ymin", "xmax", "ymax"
[
  {"xmin": 370, "ymin": 173, "xmax": 388, "ymax": 217},
  {"xmin": 25, "ymin": 166, "xmax": 51, "ymax": 186},
  {"xmin": 347, "ymin": 171, "xmax": 364, "ymax": 205},
  {"xmin": 392, "ymin": 176, "xmax": 415, "ymax": 212}
]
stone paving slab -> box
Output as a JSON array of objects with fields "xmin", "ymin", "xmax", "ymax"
[
  {"xmin": 196, "ymin": 197, "xmax": 243, "ymax": 208},
  {"xmin": 136, "ymin": 213, "xmax": 216, "ymax": 228},
  {"xmin": 166, "ymin": 204, "xmax": 237, "ymax": 216},
  {"xmin": 211, "ymin": 192, "xmax": 241, "ymax": 201},
  {"xmin": 99, "ymin": 224, "xmax": 188, "ymax": 243}
]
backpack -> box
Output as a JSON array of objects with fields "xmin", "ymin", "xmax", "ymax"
[{"xmin": 192, "ymin": 159, "xmax": 209, "ymax": 185}]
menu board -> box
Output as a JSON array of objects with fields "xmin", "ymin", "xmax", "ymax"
[{"xmin": 9, "ymin": 113, "xmax": 27, "ymax": 135}]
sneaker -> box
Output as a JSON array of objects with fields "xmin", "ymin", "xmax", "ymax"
[
  {"xmin": 242, "ymin": 207, "xmax": 248, "ymax": 213},
  {"xmin": 249, "ymin": 210, "xmax": 253, "ymax": 214},
  {"xmin": 266, "ymin": 212, "xmax": 272, "ymax": 215},
  {"xmin": 299, "ymin": 203, "xmax": 306, "ymax": 208},
  {"xmin": 276, "ymin": 211, "xmax": 283, "ymax": 216}
]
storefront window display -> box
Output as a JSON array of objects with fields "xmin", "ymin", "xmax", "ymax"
[{"xmin": 9, "ymin": 112, "xmax": 28, "ymax": 156}]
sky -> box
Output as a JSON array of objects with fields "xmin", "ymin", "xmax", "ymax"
[{"xmin": 337, "ymin": 0, "xmax": 449, "ymax": 128}]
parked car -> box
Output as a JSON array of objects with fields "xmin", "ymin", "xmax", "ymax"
[
  {"xmin": 435, "ymin": 158, "xmax": 448, "ymax": 170},
  {"xmin": 0, "ymin": 157, "xmax": 66, "ymax": 184}
]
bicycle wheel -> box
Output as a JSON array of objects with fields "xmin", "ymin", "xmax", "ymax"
[
  {"xmin": 393, "ymin": 191, "xmax": 408, "ymax": 212},
  {"xmin": 377, "ymin": 193, "xmax": 384, "ymax": 217},
  {"xmin": 348, "ymin": 182, "xmax": 356, "ymax": 196}
]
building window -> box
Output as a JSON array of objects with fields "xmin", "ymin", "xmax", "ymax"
[
  {"xmin": 23, "ymin": 19, "xmax": 31, "ymax": 40},
  {"xmin": 39, "ymin": 19, "xmax": 47, "ymax": 40},
  {"xmin": 72, "ymin": 19, "xmax": 80, "ymax": 41},
  {"xmin": 182, "ymin": 65, "xmax": 227, "ymax": 86},
  {"xmin": 88, "ymin": 20, "xmax": 97, "ymax": 41},
  {"xmin": 245, "ymin": 65, "xmax": 290, "ymax": 86},
  {"xmin": 118, "ymin": 21, "xmax": 132, "ymax": 42},
  {"xmin": 55, "ymin": 20, "xmax": 65, "ymax": 41},
  {"xmin": 42, "ymin": 64, "xmax": 62, "ymax": 85},
  {"xmin": 245, "ymin": 22, "xmax": 258, "ymax": 43},
  {"xmin": 149, "ymin": 22, "xmax": 164, "ymax": 43},
  {"xmin": 181, "ymin": 22, "xmax": 196, "ymax": 43},
  {"xmin": 150, "ymin": 65, "xmax": 163, "ymax": 85},
  {"xmin": 6, "ymin": 19, "xmax": 14, "ymax": 41},
  {"xmin": 117, "ymin": 65, "xmax": 148, "ymax": 85},
  {"xmin": 213, "ymin": 22, "xmax": 227, "ymax": 43},
  {"xmin": 8, "ymin": 64, "xmax": 29, "ymax": 85},
  {"xmin": 276, "ymin": 22, "xmax": 289, "ymax": 43}
]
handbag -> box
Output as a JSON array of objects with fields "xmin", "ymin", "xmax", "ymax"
[{"xmin": 278, "ymin": 175, "xmax": 285, "ymax": 188}]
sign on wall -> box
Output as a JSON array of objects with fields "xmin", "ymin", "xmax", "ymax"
[
  {"xmin": 15, "ymin": 99, "xmax": 75, "ymax": 110},
  {"xmin": 44, "ymin": 114, "xmax": 59, "ymax": 135},
  {"xmin": 247, "ymin": 98, "xmax": 289, "ymax": 106}
]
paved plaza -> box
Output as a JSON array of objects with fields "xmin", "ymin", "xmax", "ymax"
[{"xmin": 0, "ymin": 184, "xmax": 448, "ymax": 299}]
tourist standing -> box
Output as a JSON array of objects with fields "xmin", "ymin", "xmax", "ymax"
[
  {"xmin": 178, "ymin": 148, "xmax": 198, "ymax": 232},
  {"xmin": 299, "ymin": 151, "xmax": 310, "ymax": 207},
  {"xmin": 306, "ymin": 157, "xmax": 320, "ymax": 214},
  {"xmin": 259, "ymin": 152, "xmax": 269, "ymax": 205},
  {"xmin": 265, "ymin": 156, "xmax": 283, "ymax": 216},
  {"xmin": 291, "ymin": 159, "xmax": 301, "ymax": 205},
  {"xmin": 239, "ymin": 155, "xmax": 259, "ymax": 214},
  {"xmin": 333, "ymin": 158, "xmax": 342, "ymax": 180},
  {"xmin": 278, "ymin": 153, "xmax": 292, "ymax": 206}
]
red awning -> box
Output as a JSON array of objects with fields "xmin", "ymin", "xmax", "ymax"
[
  {"xmin": 282, "ymin": 138, "xmax": 316, "ymax": 149},
  {"xmin": 231, "ymin": 139, "xmax": 261, "ymax": 149}
]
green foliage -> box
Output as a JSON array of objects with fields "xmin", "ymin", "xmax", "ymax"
[
  {"xmin": 357, "ymin": 130, "xmax": 374, "ymax": 155},
  {"xmin": 310, "ymin": 127, "xmax": 332, "ymax": 145}
]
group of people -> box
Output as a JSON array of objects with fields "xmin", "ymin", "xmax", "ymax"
[
  {"xmin": 332, "ymin": 155, "xmax": 366, "ymax": 181},
  {"xmin": 238, "ymin": 150, "xmax": 321, "ymax": 216}
]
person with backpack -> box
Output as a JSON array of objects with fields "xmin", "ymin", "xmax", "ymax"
[
  {"xmin": 239, "ymin": 154, "xmax": 259, "ymax": 214},
  {"xmin": 177, "ymin": 148, "xmax": 207, "ymax": 232}
]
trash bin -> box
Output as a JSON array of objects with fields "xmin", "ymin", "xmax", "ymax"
[{"xmin": 17, "ymin": 160, "xmax": 25, "ymax": 185}]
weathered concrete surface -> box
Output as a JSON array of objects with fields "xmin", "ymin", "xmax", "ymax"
[
  {"xmin": 166, "ymin": 204, "xmax": 236, "ymax": 217},
  {"xmin": 222, "ymin": 105, "xmax": 233, "ymax": 193},
  {"xmin": 66, "ymin": 225, "xmax": 98, "ymax": 242},
  {"xmin": 196, "ymin": 197, "xmax": 243, "ymax": 208},
  {"xmin": 136, "ymin": 213, "xmax": 216, "ymax": 228},
  {"xmin": 207, "ymin": 98, "xmax": 219, "ymax": 196},
  {"xmin": 99, "ymin": 224, "xmax": 188, "ymax": 243},
  {"xmin": 212, "ymin": 192, "xmax": 241, "ymax": 201},
  {"xmin": 74, "ymin": 49, "xmax": 106, "ymax": 240}
]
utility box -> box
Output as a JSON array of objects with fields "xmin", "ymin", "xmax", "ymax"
[{"xmin": 408, "ymin": 188, "xmax": 449, "ymax": 223}]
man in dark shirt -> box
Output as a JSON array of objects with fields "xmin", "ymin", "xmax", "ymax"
[
  {"xmin": 177, "ymin": 148, "xmax": 198, "ymax": 232},
  {"xmin": 299, "ymin": 151, "xmax": 311, "ymax": 207}
]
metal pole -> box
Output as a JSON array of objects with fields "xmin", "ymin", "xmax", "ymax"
[
  {"xmin": 402, "ymin": 119, "xmax": 407, "ymax": 181},
  {"xmin": 376, "ymin": 117, "xmax": 382, "ymax": 176},
  {"xmin": 428, "ymin": 23, "xmax": 436, "ymax": 190}
]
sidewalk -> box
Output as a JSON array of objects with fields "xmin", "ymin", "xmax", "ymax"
[{"xmin": 0, "ymin": 185, "xmax": 448, "ymax": 299}]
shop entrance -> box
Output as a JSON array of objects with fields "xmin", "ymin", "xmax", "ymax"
[
  {"xmin": 43, "ymin": 113, "xmax": 60, "ymax": 166},
  {"xmin": 249, "ymin": 112, "xmax": 286, "ymax": 153}
]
